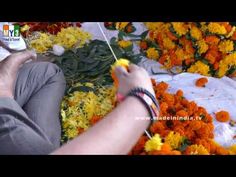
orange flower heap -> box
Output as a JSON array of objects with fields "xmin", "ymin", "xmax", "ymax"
[
  {"xmin": 130, "ymin": 80, "xmax": 230, "ymax": 155},
  {"xmin": 143, "ymin": 22, "xmax": 236, "ymax": 77}
]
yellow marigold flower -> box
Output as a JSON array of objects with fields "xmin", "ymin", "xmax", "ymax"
[
  {"xmin": 162, "ymin": 37, "xmax": 175, "ymax": 50},
  {"xmin": 29, "ymin": 32, "xmax": 53, "ymax": 53},
  {"xmin": 111, "ymin": 58, "xmax": 130, "ymax": 73},
  {"xmin": 187, "ymin": 61, "xmax": 210, "ymax": 76},
  {"xmin": 175, "ymin": 48, "xmax": 185, "ymax": 60},
  {"xmin": 145, "ymin": 22, "xmax": 164, "ymax": 30},
  {"xmin": 227, "ymin": 26, "xmax": 236, "ymax": 38},
  {"xmin": 145, "ymin": 23, "xmax": 170, "ymax": 34},
  {"xmin": 118, "ymin": 40, "xmax": 132, "ymax": 48},
  {"xmin": 218, "ymin": 53, "xmax": 236, "ymax": 77},
  {"xmin": 20, "ymin": 24, "xmax": 30, "ymax": 32},
  {"xmin": 190, "ymin": 26, "xmax": 202, "ymax": 40},
  {"xmin": 186, "ymin": 144, "xmax": 210, "ymax": 155},
  {"xmin": 196, "ymin": 39, "xmax": 209, "ymax": 54},
  {"xmin": 66, "ymin": 128, "xmax": 79, "ymax": 139},
  {"xmin": 228, "ymin": 144, "xmax": 236, "ymax": 155},
  {"xmin": 218, "ymin": 40, "xmax": 234, "ymax": 53},
  {"xmin": 144, "ymin": 134, "xmax": 163, "ymax": 152},
  {"xmin": 165, "ymin": 131, "xmax": 183, "ymax": 149},
  {"xmin": 54, "ymin": 27, "xmax": 91, "ymax": 49},
  {"xmin": 200, "ymin": 22, "xmax": 208, "ymax": 32},
  {"xmin": 172, "ymin": 22, "xmax": 189, "ymax": 36},
  {"xmin": 208, "ymin": 22, "xmax": 227, "ymax": 35},
  {"xmin": 115, "ymin": 22, "xmax": 129, "ymax": 30},
  {"xmin": 146, "ymin": 47, "xmax": 159, "ymax": 60}
]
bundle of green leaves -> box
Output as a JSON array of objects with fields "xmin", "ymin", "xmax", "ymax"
[{"xmin": 53, "ymin": 39, "xmax": 142, "ymax": 94}]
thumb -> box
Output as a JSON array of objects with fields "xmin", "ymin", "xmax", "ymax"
[{"xmin": 9, "ymin": 50, "xmax": 37, "ymax": 65}]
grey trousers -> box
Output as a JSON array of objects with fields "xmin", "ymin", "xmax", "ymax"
[{"xmin": 0, "ymin": 61, "xmax": 66, "ymax": 155}]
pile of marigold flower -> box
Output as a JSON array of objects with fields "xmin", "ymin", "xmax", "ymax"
[
  {"xmin": 19, "ymin": 23, "xmax": 91, "ymax": 53},
  {"xmin": 60, "ymin": 83, "xmax": 116, "ymax": 142},
  {"xmin": 129, "ymin": 79, "xmax": 236, "ymax": 155},
  {"xmin": 139, "ymin": 22, "xmax": 236, "ymax": 78}
]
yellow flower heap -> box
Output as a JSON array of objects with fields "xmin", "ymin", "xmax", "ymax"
[
  {"xmin": 61, "ymin": 59, "xmax": 130, "ymax": 141},
  {"xmin": 29, "ymin": 32, "xmax": 53, "ymax": 53},
  {"xmin": 61, "ymin": 83, "xmax": 116, "ymax": 141},
  {"xmin": 54, "ymin": 27, "xmax": 91, "ymax": 49},
  {"xmin": 28, "ymin": 27, "xmax": 91, "ymax": 53}
]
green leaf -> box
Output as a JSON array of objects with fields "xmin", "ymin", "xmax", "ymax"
[
  {"xmin": 178, "ymin": 138, "xmax": 191, "ymax": 152},
  {"xmin": 118, "ymin": 31, "xmax": 125, "ymax": 40},
  {"xmin": 140, "ymin": 30, "xmax": 149, "ymax": 39},
  {"xmin": 110, "ymin": 37, "xmax": 117, "ymax": 45}
]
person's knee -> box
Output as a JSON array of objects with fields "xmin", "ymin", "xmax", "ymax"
[
  {"xmin": 38, "ymin": 62, "xmax": 64, "ymax": 79},
  {"xmin": 23, "ymin": 61, "xmax": 66, "ymax": 84}
]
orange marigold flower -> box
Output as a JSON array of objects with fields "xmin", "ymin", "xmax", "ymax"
[
  {"xmin": 126, "ymin": 24, "xmax": 133, "ymax": 33},
  {"xmin": 195, "ymin": 77, "xmax": 208, "ymax": 87},
  {"xmin": 205, "ymin": 46, "xmax": 221, "ymax": 64},
  {"xmin": 175, "ymin": 103, "xmax": 184, "ymax": 111},
  {"xmin": 150, "ymin": 121, "xmax": 165, "ymax": 134},
  {"xmin": 220, "ymin": 22, "xmax": 232, "ymax": 33},
  {"xmin": 213, "ymin": 62, "xmax": 219, "ymax": 70},
  {"xmin": 163, "ymin": 93, "xmax": 175, "ymax": 106},
  {"xmin": 156, "ymin": 81, "xmax": 169, "ymax": 92},
  {"xmin": 149, "ymin": 143, "xmax": 181, "ymax": 155},
  {"xmin": 189, "ymin": 121, "xmax": 202, "ymax": 131},
  {"xmin": 231, "ymin": 31, "xmax": 236, "ymax": 40},
  {"xmin": 176, "ymin": 90, "xmax": 184, "ymax": 97},
  {"xmin": 205, "ymin": 35, "xmax": 220, "ymax": 46},
  {"xmin": 161, "ymin": 143, "xmax": 172, "ymax": 152},
  {"xmin": 166, "ymin": 31, "xmax": 178, "ymax": 41},
  {"xmin": 185, "ymin": 58, "xmax": 194, "ymax": 66},
  {"xmin": 204, "ymin": 114, "xmax": 213, "ymax": 123},
  {"xmin": 160, "ymin": 102, "xmax": 169, "ymax": 113},
  {"xmin": 140, "ymin": 41, "xmax": 148, "ymax": 50},
  {"xmin": 131, "ymin": 135, "xmax": 148, "ymax": 155},
  {"xmin": 176, "ymin": 110, "xmax": 188, "ymax": 117},
  {"xmin": 78, "ymin": 127, "xmax": 85, "ymax": 134},
  {"xmin": 215, "ymin": 146, "xmax": 229, "ymax": 155},
  {"xmin": 215, "ymin": 110, "xmax": 230, "ymax": 122},
  {"xmin": 173, "ymin": 125, "xmax": 185, "ymax": 136},
  {"xmin": 181, "ymin": 98, "xmax": 189, "ymax": 107},
  {"xmin": 187, "ymin": 101, "xmax": 198, "ymax": 116},
  {"xmin": 196, "ymin": 124, "xmax": 214, "ymax": 139},
  {"xmin": 90, "ymin": 115, "xmax": 102, "ymax": 125}
]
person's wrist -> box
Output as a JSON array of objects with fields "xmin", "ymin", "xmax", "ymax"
[{"xmin": 125, "ymin": 96, "xmax": 150, "ymax": 117}]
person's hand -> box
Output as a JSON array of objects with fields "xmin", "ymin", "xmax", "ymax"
[
  {"xmin": 0, "ymin": 50, "xmax": 37, "ymax": 98},
  {"xmin": 115, "ymin": 64, "xmax": 155, "ymax": 97}
]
